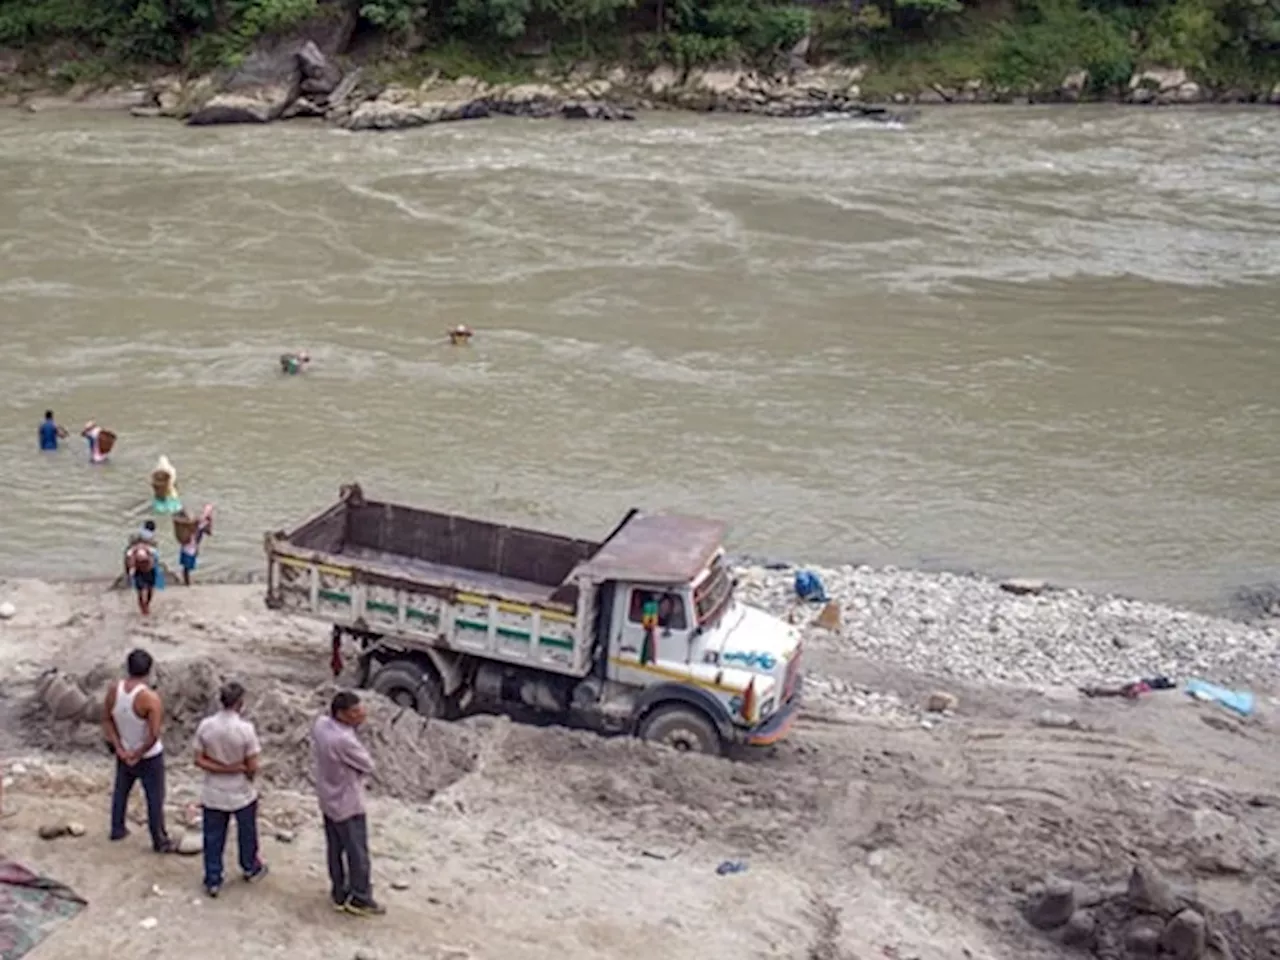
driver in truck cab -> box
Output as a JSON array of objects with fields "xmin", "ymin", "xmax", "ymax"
[{"xmin": 632, "ymin": 591, "xmax": 686, "ymax": 632}]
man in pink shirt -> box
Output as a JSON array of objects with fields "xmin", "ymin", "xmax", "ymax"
[{"xmin": 311, "ymin": 691, "xmax": 384, "ymax": 916}]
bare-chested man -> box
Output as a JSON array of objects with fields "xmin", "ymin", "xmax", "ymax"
[
  {"xmin": 103, "ymin": 648, "xmax": 176, "ymax": 853},
  {"xmin": 125, "ymin": 529, "xmax": 160, "ymax": 616}
]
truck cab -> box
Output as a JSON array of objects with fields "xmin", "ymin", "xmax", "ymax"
[{"xmin": 573, "ymin": 514, "xmax": 803, "ymax": 754}]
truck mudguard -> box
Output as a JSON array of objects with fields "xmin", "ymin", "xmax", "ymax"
[{"xmin": 632, "ymin": 682, "xmax": 736, "ymax": 738}]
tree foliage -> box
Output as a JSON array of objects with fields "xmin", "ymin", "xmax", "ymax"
[{"xmin": 0, "ymin": 0, "xmax": 1275, "ymax": 88}]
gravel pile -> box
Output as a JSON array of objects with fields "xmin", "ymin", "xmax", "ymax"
[{"xmin": 736, "ymin": 564, "xmax": 1280, "ymax": 689}]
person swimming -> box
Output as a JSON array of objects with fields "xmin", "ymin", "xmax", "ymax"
[
  {"xmin": 448, "ymin": 325, "xmax": 473, "ymax": 346},
  {"xmin": 39, "ymin": 410, "xmax": 68, "ymax": 451},
  {"xmin": 280, "ymin": 351, "xmax": 310, "ymax": 375}
]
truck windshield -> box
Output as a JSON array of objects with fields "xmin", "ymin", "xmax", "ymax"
[{"xmin": 693, "ymin": 556, "xmax": 733, "ymax": 628}]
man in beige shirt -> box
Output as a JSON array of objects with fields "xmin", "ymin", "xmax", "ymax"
[{"xmin": 193, "ymin": 681, "xmax": 268, "ymax": 897}]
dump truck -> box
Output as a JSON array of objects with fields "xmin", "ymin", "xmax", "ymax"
[{"xmin": 264, "ymin": 484, "xmax": 802, "ymax": 755}]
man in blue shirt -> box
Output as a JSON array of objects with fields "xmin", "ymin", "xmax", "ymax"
[{"xmin": 38, "ymin": 410, "xmax": 68, "ymax": 451}]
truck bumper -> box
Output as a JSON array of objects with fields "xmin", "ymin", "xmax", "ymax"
[{"xmin": 741, "ymin": 676, "xmax": 803, "ymax": 747}]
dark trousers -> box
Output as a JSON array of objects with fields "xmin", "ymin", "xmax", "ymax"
[
  {"xmin": 323, "ymin": 813, "xmax": 372, "ymax": 905},
  {"xmin": 110, "ymin": 753, "xmax": 169, "ymax": 851},
  {"xmin": 202, "ymin": 800, "xmax": 262, "ymax": 888}
]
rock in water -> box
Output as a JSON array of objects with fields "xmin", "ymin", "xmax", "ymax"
[
  {"xmin": 1128, "ymin": 861, "xmax": 1177, "ymax": 916},
  {"xmin": 1162, "ymin": 910, "xmax": 1207, "ymax": 960},
  {"xmin": 1026, "ymin": 877, "xmax": 1076, "ymax": 930}
]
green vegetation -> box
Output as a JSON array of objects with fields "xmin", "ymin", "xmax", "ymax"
[{"xmin": 0, "ymin": 0, "xmax": 1276, "ymax": 93}]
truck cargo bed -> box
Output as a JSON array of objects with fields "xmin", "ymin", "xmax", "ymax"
[{"xmin": 335, "ymin": 545, "xmax": 557, "ymax": 606}]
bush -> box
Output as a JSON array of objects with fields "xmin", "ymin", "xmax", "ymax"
[
  {"xmin": 656, "ymin": 0, "xmax": 809, "ymax": 64},
  {"xmin": 988, "ymin": 0, "xmax": 1131, "ymax": 90}
]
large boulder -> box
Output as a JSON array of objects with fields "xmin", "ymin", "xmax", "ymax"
[
  {"xmin": 186, "ymin": 2, "xmax": 354, "ymax": 125},
  {"xmin": 1128, "ymin": 67, "xmax": 1204, "ymax": 105},
  {"xmin": 297, "ymin": 39, "xmax": 342, "ymax": 96},
  {"xmin": 644, "ymin": 65, "xmax": 680, "ymax": 96},
  {"xmin": 1162, "ymin": 910, "xmax": 1208, "ymax": 960},
  {"xmin": 1060, "ymin": 69, "xmax": 1088, "ymax": 101},
  {"xmin": 1025, "ymin": 877, "xmax": 1077, "ymax": 930},
  {"xmin": 188, "ymin": 85, "xmax": 297, "ymax": 124},
  {"xmin": 1128, "ymin": 861, "xmax": 1178, "ymax": 916}
]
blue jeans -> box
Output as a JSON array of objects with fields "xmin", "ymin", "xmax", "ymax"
[
  {"xmin": 202, "ymin": 800, "xmax": 262, "ymax": 888},
  {"xmin": 110, "ymin": 753, "xmax": 169, "ymax": 851}
]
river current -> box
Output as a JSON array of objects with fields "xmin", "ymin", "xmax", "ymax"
[{"xmin": 1, "ymin": 105, "xmax": 1277, "ymax": 610}]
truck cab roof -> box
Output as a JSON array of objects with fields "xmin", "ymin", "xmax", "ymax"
[{"xmin": 571, "ymin": 512, "xmax": 727, "ymax": 585}]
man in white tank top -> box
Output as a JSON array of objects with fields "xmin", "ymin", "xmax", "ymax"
[{"xmin": 102, "ymin": 648, "xmax": 175, "ymax": 853}]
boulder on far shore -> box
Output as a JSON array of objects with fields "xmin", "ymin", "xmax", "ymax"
[{"xmin": 185, "ymin": 4, "xmax": 354, "ymax": 125}]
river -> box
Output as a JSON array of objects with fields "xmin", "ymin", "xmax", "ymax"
[{"xmin": 0, "ymin": 105, "xmax": 1277, "ymax": 610}]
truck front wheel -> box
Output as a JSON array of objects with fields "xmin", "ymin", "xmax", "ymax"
[
  {"xmin": 638, "ymin": 704, "xmax": 723, "ymax": 756},
  {"xmin": 369, "ymin": 661, "xmax": 445, "ymax": 719}
]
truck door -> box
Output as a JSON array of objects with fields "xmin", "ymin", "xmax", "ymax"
[{"xmin": 612, "ymin": 585, "xmax": 691, "ymax": 669}]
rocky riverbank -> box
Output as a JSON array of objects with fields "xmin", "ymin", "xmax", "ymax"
[
  {"xmin": 0, "ymin": 40, "xmax": 909, "ymax": 129},
  {"xmin": 4, "ymin": 43, "xmax": 1279, "ymax": 133},
  {"xmin": 737, "ymin": 563, "xmax": 1280, "ymax": 691}
]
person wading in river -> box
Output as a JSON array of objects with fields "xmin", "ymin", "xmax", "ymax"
[
  {"xmin": 38, "ymin": 410, "xmax": 68, "ymax": 451},
  {"xmin": 312, "ymin": 691, "xmax": 384, "ymax": 916},
  {"xmin": 103, "ymin": 648, "xmax": 177, "ymax": 853}
]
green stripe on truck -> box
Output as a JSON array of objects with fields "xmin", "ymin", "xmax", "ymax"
[
  {"xmin": 316, "ymin": 591, "xmax": 572, "ymax": 650},
  {"xmin": 456, "ymin": 620, "xmax": 574, "ymax": 650}
]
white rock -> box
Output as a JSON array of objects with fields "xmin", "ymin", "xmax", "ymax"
[
  {"xmin": 139, "ymin": 917, "xmax": 158, "ymax": 930},
  {"xmin": 0, "ymin": 601, "xmax": 14, "ymax": 619}
]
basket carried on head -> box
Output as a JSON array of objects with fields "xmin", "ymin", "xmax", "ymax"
[{"xmin": 97, "ymin": 430, "xmax": 117, "ymax": 456}]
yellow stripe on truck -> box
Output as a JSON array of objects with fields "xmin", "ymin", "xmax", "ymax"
[
  {"xmin": 607, "ymin": 658, "xmax": 745, "ymax": 696},
  {"xmin": 276, "ymin": 556, "xmax": 352, "ymax": 579},
  {"xmin": 455, "ymin": 592, "xmax": 576, "ymax": 624}
]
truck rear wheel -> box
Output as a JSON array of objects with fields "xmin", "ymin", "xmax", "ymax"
[
  {"xmin": 638, "ymin": 704, "xmax": 723, "ymax": 756},
  {"xmin": 369, "ymin": 661, "xmax": 445, "ymax": 719}
]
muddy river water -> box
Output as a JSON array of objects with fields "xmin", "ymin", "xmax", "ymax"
[{"xmin": 0, "ymin": 105, "xmax": 1277, "ymax": 610}]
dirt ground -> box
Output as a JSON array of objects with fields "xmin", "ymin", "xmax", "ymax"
[{"xmin": 1, "ymin": 578, "xmax": 1279, "ymax": 960}]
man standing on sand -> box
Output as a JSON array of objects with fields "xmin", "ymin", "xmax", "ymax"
[
  {"xmin": 193, "ymin": 681, "xmax": 268, "ymax": 898},
  {"xmin": 312, "ymin": 691, "xmax": 384, "ymax": 916},
  {"xmin": 103, "ymin": 648, "xmax": 176, "ymax": 853}
]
